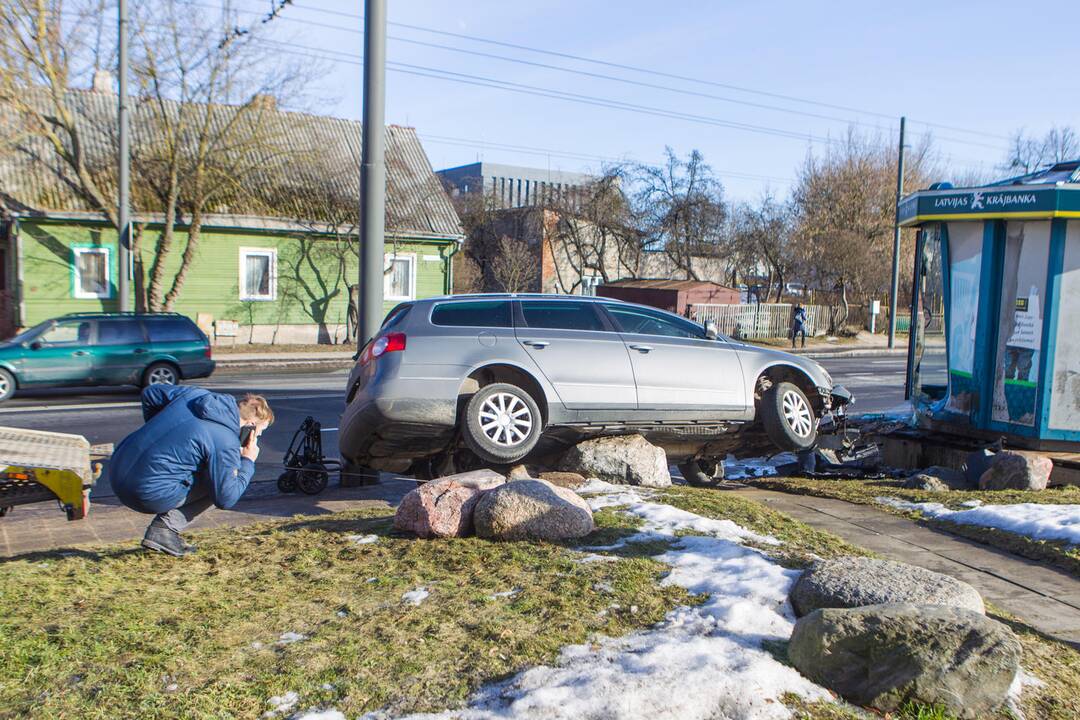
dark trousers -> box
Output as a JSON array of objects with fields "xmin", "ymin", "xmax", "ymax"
[{"xmin": 792, "ymin": 324, "xmax": 806, "ymax": 348}]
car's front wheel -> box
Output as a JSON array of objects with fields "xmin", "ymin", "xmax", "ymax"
[
  {"xmin": 761, "ymin": 381, "xmax": 818, "ymax": 452},
  {"xmin": 143, "ymin": 362, "xmax": 179, "ymax": 388},
  {"xmin": 0, "ymin": 368, "xmax": 15, "ymax": 403},
  {"xmin": 462, "ymin": 382, "xmax": 543, "ymax": 465}
]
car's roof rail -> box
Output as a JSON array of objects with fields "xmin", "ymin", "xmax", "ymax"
[
  {"xmin": 422, "ymin": 293, "xmax": 626, "ymax": 303},
  {"xmin": 59, "ymin": 311, "xmax": 190, "ymax": 319}
]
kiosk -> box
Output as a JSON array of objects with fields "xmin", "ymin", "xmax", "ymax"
[{"xmin": 898, "ymin": 160, "xmax": 1080, "ymax": 452}]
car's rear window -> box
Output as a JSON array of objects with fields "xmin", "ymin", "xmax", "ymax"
[
  {"xmin": 96, "ymin": 319, "xmax": 146, "ymax": 345},
  {"xmin": 519, "ymin": 300, "xmax": 604, "ymax": 331},
  {"xmin": 381, "ymin": 304, "xmax": 412, "ymax": 331},
  {"xmin": 145, "ymin": 317, "xmax": 203, "ymax": 342},
  {"xmin": 431, "ymin": 300, "xmax": 511, "ymax": 328}
]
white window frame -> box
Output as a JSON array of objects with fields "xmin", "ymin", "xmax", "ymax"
[
  {"xmin": 384, "ymin": 252, "xmax": 416, "ymax": 301},
  {"xmin": 239, "ymin": 247, "xmax": 277, "ymax": 301},
  {"xmin": 72, "ymin": 246, "xmax": 112, "ymax": 299}
]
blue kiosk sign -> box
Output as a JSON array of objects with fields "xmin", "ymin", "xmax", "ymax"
[{"xmin": 898, "ymin": 161, "xmax": 1080, "ymax": 450}]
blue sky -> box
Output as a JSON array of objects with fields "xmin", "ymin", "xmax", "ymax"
[{"xmin": 224, "ymin": 0, "xmax": 1076, "ymax": 200}]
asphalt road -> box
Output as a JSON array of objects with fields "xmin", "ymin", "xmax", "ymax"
[{"xmin": 0, "ymin": 351, "xmax": 943, "ymax": 497}]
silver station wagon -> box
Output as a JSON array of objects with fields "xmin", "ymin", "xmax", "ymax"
[{"xmin": 339, "ymin": 294, "xmax": 852, "ymax": 483}]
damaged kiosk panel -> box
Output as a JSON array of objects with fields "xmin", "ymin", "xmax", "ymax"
[{"xmin": 897, "ymin": 160, "xmax": 1080, "ymax": 456}]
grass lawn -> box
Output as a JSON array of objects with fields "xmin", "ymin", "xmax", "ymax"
[
  {"xmin": 2, "ymin": 487, "xmax": 1078, "ymax": 719},
  {"xmin": 750, "ymin": 475, "xmax": 1080, "ymax": 578}
]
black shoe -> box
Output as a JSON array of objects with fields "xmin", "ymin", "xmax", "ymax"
[{"xmin": 142, "ymin": 524, "xmax": 194, "ymax": 557}]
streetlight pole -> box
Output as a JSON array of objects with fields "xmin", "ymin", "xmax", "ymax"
[
  {"xmin": 117, "ymin": 0, "xmax": 131, "ymax": 312},
  {"xmin": 887, "ymin": 116, "xmax": 906, "ymax": 348},
  {"xmin": 358, "ymin": 0, "xmax": 387, "ymax": 349}
]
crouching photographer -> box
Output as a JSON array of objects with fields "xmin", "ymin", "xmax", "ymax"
[{"xmin": 109, "ymin": 386, "xmax": 274, "ymax": 556}]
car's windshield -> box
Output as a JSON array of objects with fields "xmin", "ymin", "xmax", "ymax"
[{"xmin": 4, "ymin": 321, "xmax": 52, "ymax": 344}]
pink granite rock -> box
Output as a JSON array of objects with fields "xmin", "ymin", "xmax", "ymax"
[{"xmin": 394, "ymin": 471, "xmax": 505, "ymax": 538}]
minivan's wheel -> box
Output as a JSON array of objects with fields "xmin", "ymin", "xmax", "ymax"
[
  {"xmin": 143, "ymin": 362, "xmax": 179, "ymax": 387},
  {"xmin": 0, "ymin": 368, "xmax": 15, "ymax": 403},
  {"xmin": 463, "ymin": 382, "xmax": 543, "ymax": 465},
  {"xmin": 677, "ymin": 458, "xmax": 725, "ymax": 487},
  {"xmin": 761, "ymin": 381, "xmax": 818, "ymax": 452}
]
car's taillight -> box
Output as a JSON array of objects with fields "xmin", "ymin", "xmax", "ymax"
[
  {"xmin": 360, "ymin": 332, "xmax": 406, "ymax": 366},
  {"xmin": 204, "ymin": 345, "xmax": 212, "ymax": 359}
]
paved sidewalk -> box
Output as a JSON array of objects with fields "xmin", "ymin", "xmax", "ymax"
[
  {"xmin": 737, "ymin": 487, "xmax": 1080, "ymax": 647},
  {"xmin": 0, "ymin": 477, "xmax": 414, "ymax": 558}
]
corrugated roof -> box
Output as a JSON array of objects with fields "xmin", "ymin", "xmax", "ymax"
[
  {"xmin": 604, "ymin": 278, "xmax": 737, "ymax": 291},
  {"xmin": 0, "ymin": 88, "xmax": 463, "ymax": 239}
]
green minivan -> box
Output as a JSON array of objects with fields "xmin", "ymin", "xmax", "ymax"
[{"xmin": 0, "ymin": 313, "xmax": 215, "ymax": 402}]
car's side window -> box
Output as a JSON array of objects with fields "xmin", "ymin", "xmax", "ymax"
[
  {"xmin": 431, "ymin": 300, "xmax": 511, "ymax": 328},
  {"xmin": 38, "ymin": 320, "xmax": 91, "ymax": 346},
  {"xmin": 519, "ymin": 301, "xmax": 604, "ymax": 331},
  {"xmin": 95, "ymin": 320, "xmax": 146, "ymax": 346},
  {"xmin": 146, "ymin": 318, "xmax": 201, "ymax": 342},
  {"xmin": 604, "ymin": 305, "xmax": 706, "ymax": 339}
]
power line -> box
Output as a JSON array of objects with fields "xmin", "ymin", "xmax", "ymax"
[{"xmin": 225, "ymin": 0, "xmax": 1012, "ymax": 144}]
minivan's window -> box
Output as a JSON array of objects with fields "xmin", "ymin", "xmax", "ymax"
[
  {"xmin": 146, "ymin": 318, "xmax": 202, "ymax": 342},
  {"xmin": 520, "ymin": 300, "xmax": 604, "ymax": 331},
  {"xmin": 385, "ymin": 254, "xmax": 415, "ymax": 301},
  {"xmin": 96, "ymin": 319, "xmax": 145, "ymax": 346},
  {"xmin": 39, "ymin": 320, "xmax": 91, "ymax": 345},
  {"xmin": 605, "ymin": 304, "xmax": 706, "ymax": 339},
  {"xmin": 431, "ymin": 300, "xmax": 512, "ymax": 328},
  {"xmin": 72, "ymin": 247, "xmax": 111, "ymax": 299},
  {"xmin": 240, "ymin": 248, "xmax": 276, "ymax": 301}
]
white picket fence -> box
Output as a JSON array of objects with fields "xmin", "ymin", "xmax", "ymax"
[{"xmin": 689, "ymin": 303, "xmax": 832, "ymax": 340}]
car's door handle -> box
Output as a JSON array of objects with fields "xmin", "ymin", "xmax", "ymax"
[
  {"xmin": 522, "ymin": 340, "xmax": 550, "ymax": 349},
  {"xmin": 629, "ymin": 344, "xmax": 653, "ymax": 353},
  {"xmin": 133, "ymin": 348, "xmax": 148, "ymax": 354},
  {"xmin": 73, "ymin": 350, "xmax": 89, "ymax": 356}
]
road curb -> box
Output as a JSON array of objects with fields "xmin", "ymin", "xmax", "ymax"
[{"xmin": 215, "ymin": 359, "xmax": 353, "ymax": 371}]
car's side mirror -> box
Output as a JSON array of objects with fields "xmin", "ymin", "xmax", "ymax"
[
  {"xmin": 704, "ymin": 322, "xmax": 718, "ymax": 340},
  {"xmin": 29, "ymin": 341, "xmax": 42, "ymax": 350}
]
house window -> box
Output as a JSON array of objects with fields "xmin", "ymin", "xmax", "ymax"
[
  {"xmin": 240, "ymin": 248, "xmax": 276, "ymax": 301},
  {"xmin": 72, "ymin": 247, "xmax": 111, "ymax": 299},
  {"xmin": 581, "ymin": 275, "xmax": 602, "ymax": 296},
  {"xmin": 385, "ymin": 254, "xmax": 415, "ymax": 301}
]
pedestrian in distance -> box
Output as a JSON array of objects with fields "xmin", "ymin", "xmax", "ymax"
[
  {"xmin": 791, "ymin": 303, "xmax": 807, "ymax": 349},
  {"xmin": 109, "ymin": 386, "xmax": 274, "ymax": 556}
]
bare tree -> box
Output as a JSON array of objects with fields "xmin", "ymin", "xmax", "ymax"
[
  {"xmin": 1004, "ymin": 125, "xmax": 1079, "ymax": 174},
  {"xmin": 730, "ymin": 192, "xmax": 794, "ymax": 302},
  {"xmin": 490, "ymin": 236, "xmax": 537, "ymax": 293}
]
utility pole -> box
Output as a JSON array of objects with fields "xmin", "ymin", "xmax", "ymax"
[
  {"xmin": 358, "ymin": 0, "xmax": 387, "ymax": 349},
  {"xmin": 887, "ymin": 116, "xmax": 906, "ymax": 348},
  {"xmin": 116, "ymin": 0, "xmax": 131, "ymax": 312}
]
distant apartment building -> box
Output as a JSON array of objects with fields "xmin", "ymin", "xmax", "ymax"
[{"xmin": 437, "ymin": 162, "xmax": 595, "ymax": 209}]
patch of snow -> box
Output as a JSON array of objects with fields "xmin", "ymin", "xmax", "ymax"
[
  {"xmin": 366, "ymin": 577, "xmax": 379, "ymax": 583},
  {"xmin": 591, "ymin": 582, "xmax": 614, "ymax": 594},
  {"xmin": 251, "ymin": 641, "xmax": 265, "ymax": 650},
  {"xmin": 723, "ymin": 453, "xmax": 796, "ymax": 481},
  {"xmin": 263, "ymin": 691, "xmax": 299, "ymax": 718},
  {"xmin": 276, "ymin": 631, "xmax": 308, "ymax": 646},
  {"xmin": 960, "ymin": 499, "xmax": 984, "ymax": 508},
  {"xmin": 876, "ymin": 496, "xmax": 1080, "ymax": 545},
  {"xmin": 1007, "ymin": 668, "xmax": 1045, "ymax": 720},
  {"xmin": 336, "ymin": 610, "xmax": 349, "ymax": 618},
  {"xmin": 165, "ymin": 683, "xmax": 178, "ymax": 693},
  {"xmin": 572, "ymin": 553, "xmax": 620, "ymax": 564},
  {"xmin": 321, "ymin": 683, "xmax": 335, "ymax": 691},
  {"xmin": 488, "ymin": 588, "xmax": 522, "ymax": 600},
  {"xmin": 294, "ymin": 711, "xmax": 345, "ymax": 720},
  {"xmin": 369, "ymin": 484, "xmax": 829, "ymax": 720},
  {"xmin": 347, "ymin": 534, "xmax": 380, "ymax": 544},
  {"xmin": 576, "ymin": 478, "xmax": 633, "ymax": 496},
  {"xmin": 402, "ymin": 587, "xmax": 430, "ymax": 606}
]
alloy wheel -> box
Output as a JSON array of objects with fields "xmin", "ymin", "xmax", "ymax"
[
  {"xmin": 0, "ymin": 375, "xmax": 9, "ymax": 398},
  {"xmin": 782, "ymin": 389, "xmax": 814, "ymax": 438},
  {"xmin": 477, "ymin": 392, "xmax": 533, "ymax": 447},
  {"xmin": 148, "ymin": 367, "xmax": 177, "ymax": 385}
]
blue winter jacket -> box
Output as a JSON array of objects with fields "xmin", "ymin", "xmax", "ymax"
[{"xmin": 109, "ymin": 386, "xmax": 255, "ymax": 513}]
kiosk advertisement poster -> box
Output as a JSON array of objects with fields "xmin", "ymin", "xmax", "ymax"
[
  {"xmin": 944, "ymin": 223, "xmax": 983, "ymax": 415},
  {"xmin": 993, "ymin": 221, "xmax": 1050, "ymax": 426},
  {"xmin": 1049, "ymin": 223, "xmax": 1080, "ymax": 432}
]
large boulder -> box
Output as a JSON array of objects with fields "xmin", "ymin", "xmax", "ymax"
[
  {"xmin": 903, "ymin": 465, "xmax": 971, "ymax": 492},
  {"xmin": 788, "ymin": 603, "xmax": 1021, "ymax": 718},
  {"xmin": 393, "ymin": 471, "xmax": 505, "ymax": 539},
  {"xmin": 474, "ymin": 479, "xmax": 594, "ymax": 541},
  {"xmin": 558, "ymin": 435, "xmax": 671, "ymax": 488},
  {"xmin": 790, "ymin": 557, "xmax": 984, "ymax": 617},
  {"xmin": 979, "ymin": 450, "xmax": 1053, "ymax": 491}
]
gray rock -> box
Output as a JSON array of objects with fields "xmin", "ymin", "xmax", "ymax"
[
  {"xmin": 979, "ymin": 450, "xmax": 1053, "ymax": 491},
  {"xmin": 788, "ymin": 603, "xmax": 1021, "ymax": 718},
  {"xmin": 790, "ymin": 557, "xmax": 984, "ymax": 617},
  {"xmin": 558, "ymin": 435, "xmax": 671, "ymax": 488},
  {"xmin": 474, "ymin": 479, "xmax": 594, "ymax": 541},
  {"xmin": 903, "ymin": 465, "xmax": 971, "ymax": 492}
]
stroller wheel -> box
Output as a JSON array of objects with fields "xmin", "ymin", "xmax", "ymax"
[
  {"xmin": 297, "ymin": 463, "xmax": 330, "ymax": 495},
  {"xmin": 277, "ymin": 470, "xmax": 298, "ymax": 493}
]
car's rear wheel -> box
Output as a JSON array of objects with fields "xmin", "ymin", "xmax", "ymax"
[
  {"xmin": 678, "ymin": 458, "xmax": 724, "ymax": 487},
  {"xmin": 0, "ymin": 368, "xmax": 15, "ymax": 403},
  {"xmin": 143, "ymin": 362, "xmax": 179, "ymax": 388},
  {"xmin": 463, "ymin": 382, "xmax": 543, "ymax": 465},
  {"xmin": 761, "ymin": 381, "xmax": 818, "ymax": 452}
]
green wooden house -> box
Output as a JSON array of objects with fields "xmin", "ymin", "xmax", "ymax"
[{"xmin": 0, "ymin": 89, "xmax": 464, "ymax": 343}]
